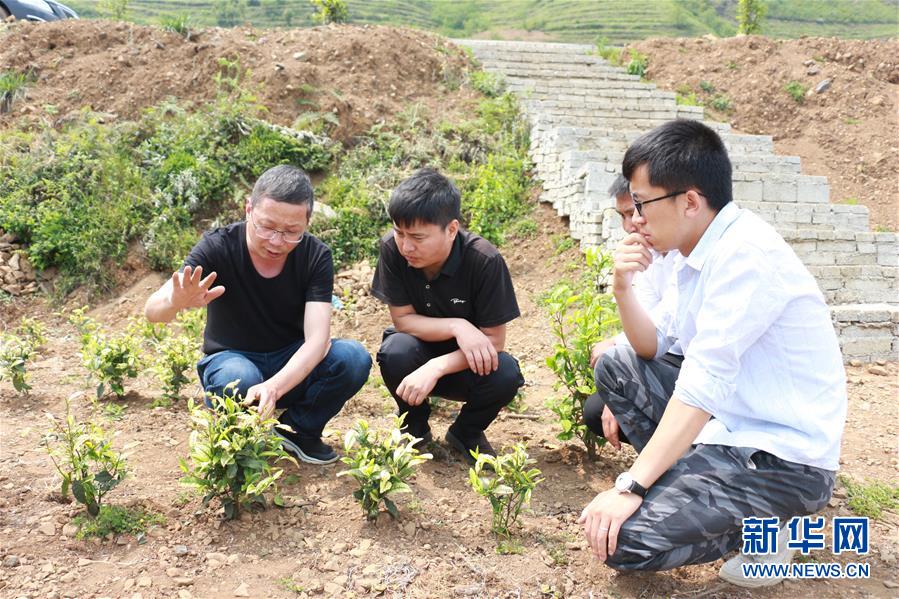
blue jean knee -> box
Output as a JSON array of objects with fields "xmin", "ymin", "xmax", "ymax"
[{"xmin": 196, "ymin": 351, "xmax": 264, "ymax": 408}]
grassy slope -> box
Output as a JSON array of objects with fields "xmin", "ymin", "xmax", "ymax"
[{"xmin": 63, "ymin": 0, "xmax": 899, "ymax": 43}]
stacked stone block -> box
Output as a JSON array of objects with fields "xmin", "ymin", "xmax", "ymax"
[{"xmin": 456, "ymin": 38, "xmax": 898, "ymax": 362}]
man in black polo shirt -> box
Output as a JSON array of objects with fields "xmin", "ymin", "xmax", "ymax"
[
  {"xmin": 144, "ymin": 165, "xmax": 371, "ymax": 465},
  {"xmin": 371, "ymin": 168, "xmax": 524, "ymax": 461}
]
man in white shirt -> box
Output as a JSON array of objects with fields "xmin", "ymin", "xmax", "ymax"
[
  {"xmin": 578, "ymin": 119, "xmax": 846, "ymax": 588},
  {"xmin": 585, "ymin": 175, "xmax": 681, "ymax": 450}
]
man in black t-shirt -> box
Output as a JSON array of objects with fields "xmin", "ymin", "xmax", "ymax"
[
  {"xmin": 144, "ymin": 165, "xmax": 371, "ymax": 465},
  {"xmin": 371, "ymin": 168, "xmax": 524, "ymax": 461}
]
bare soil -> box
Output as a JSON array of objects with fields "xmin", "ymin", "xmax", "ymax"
[
  {"xmin": 0, "ymin": 20, "xmax": 476, "ymax": 143},
  {"xmin": 628, "ymin": 35, "xmax": 899, "ymax": 231},
  {"xmin": 0, "ymin": 21, "xmax": 896, "ymax": 599}
]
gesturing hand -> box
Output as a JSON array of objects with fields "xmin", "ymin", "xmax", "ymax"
[
  {"xmin": 612, "ymin": 233, "xmax": 653, "ymax": 294},
  {"xmin": 577, "ymin": 488, "xmax": 642, "ymax": 563},
  {"xmin": 169, "ymin": 265, "xmax": 225, "ymax": 310},
  {"xmin": 454, "ymin": 321, "xmax": 498, "ymax": 376}
]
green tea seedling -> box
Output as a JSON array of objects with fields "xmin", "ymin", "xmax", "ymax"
[
  {"xmin": 149, "ymin": 331, "xmax": 201, "ymax": 400},
  {"xmin": 70, "ymin": 308, "xmax": 142, "ymax": 398},
  {"xmin": 72, "ymin": 504, "xmax": 164, "ymax": 539},
  {"xmin": 180, "ymin": 384, "xmax": 296, "ymax": 520},
  {"xmin": 0, "ymin": 317, "xmax": 46, "ymax": 394},
  {"xmin": 543, "ymin": 248, "xmax": 618, "ymax": 460},
  {"xmin": 338, "ymin": 416, "xmax": 432, "ymax": 520},
  {"xmin": 468, "ymin": 443, "xmax": 543, "ymax": 544},
  {"xmin": 44, "ymin": 397, "xmax": 128, "ymax": 517}
]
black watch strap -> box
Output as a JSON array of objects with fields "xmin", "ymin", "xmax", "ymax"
[{"xmin": 629, "ymin": 478, "xmax": 648, "ymax": 498}]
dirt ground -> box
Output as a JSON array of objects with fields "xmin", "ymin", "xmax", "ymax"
[
  {"xmin": 628, "ymin": 35, "xmax": 899, "ymax": 231},
  {"xmin": 0, "ymin": 20, "xmax": 897, "ymax": 599},
  {"xmin": 0, "ymin": 205, "xmax": 897, "ymax": 599},
  {"xmin": 0, "ymin": 20, "xmax": 477, "ymax": 143}
]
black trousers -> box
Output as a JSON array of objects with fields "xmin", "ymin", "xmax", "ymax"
[{"xmin": 375, "ymin": 328, "xmax": 524, "ymax": 438}]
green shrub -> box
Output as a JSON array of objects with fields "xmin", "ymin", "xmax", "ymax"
[
  {"xmin": 310, "ymin": 0, "xmax": 348, "ymax": 24},
  {"xmin": 159, "ymin": 13, "xmax": 191, "ymax": 37},
  {"xmin": 70, "ymin": 308, "xmax": 143, "ymax": 399},
  {"xmin": 0, "ymin": 71, "xmax": 31, "ymax": 113},
  {"xmin": 710, "ymin": 94, "xmax": 733, "ymax": 112},
  {"xmin": 0, "ymin": 317, "xmax": 46, "ymax": 394},
  {"xmin": 784, "ymin": 80, "xmax": 807, "ymax": 104},
  {"xmin": 699, "ymin": 80, "xmax": 715, "ymax": 93},
  {"xmin": 593, "ymin": 37, "xmax": 622, "ymax": 64},
  {"xmin": 468, "ymin": 443, "xmax": 543, "ymax": 542},
  {"xmin": 625, "ymin": 51, "xmax": 648, "ymax": 78},
  {"xmin": 737, "ymin": 0, "xmax": 767, "ymax": 35},
  {"xmin": 180, "ymin": 384, "xmax": 296, "ymax": 520},
  {"xmin": 676, "ymin": 92, "xmax": 702, "ymax": 106},
  {"xmin": 469, "ymin": 71, "xmax": 506, "ymax": 98},
  {"xmin": 44, "ymin": 397, "xmax": 128, "ymax": 517},
  {"xmin": 463, "ymin": 153, "xmax": 530, "ymax": 246},
  {"xmin": 338, "ymin": 416, "xmax": 432, "ymax": 520},
  {"xmin": 542, "ymin": 249, "xmax": 619, "ymax": 460}
]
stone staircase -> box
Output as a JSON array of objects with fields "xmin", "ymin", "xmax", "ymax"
[{"xmin": 455, "ymin": 39, "xmax": 898, "ymax": 363}]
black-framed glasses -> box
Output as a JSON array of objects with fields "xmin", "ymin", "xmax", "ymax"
[
  {"xmin": 631, "ymin": 190, "xmax": 686, "ymax": 217},
  {"xmin": 248, "ymin": 212, "xmax": 304, "ymax": 244}
]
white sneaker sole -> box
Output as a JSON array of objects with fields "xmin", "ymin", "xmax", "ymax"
[{"xmin": 274, "ymin": 430, "xmax": 338, "ymax": 465}]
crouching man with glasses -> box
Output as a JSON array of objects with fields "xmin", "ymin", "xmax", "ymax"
[
  {"xmin": 144, "ymin": 165, "xmax": 371, "ymax": 464},
  {"xmin": 579, "ymin": 120, "xmax": 846, "ymax": 588}
]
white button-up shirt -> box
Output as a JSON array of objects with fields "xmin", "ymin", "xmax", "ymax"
[{"xmin": 653, "ymin": 203, "xmax": 847, "ymax": 471}]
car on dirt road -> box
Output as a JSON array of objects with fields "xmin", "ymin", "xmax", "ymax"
[{"xmin": 0, "ymin": 0, "xmax": 77, "ymax": 22}]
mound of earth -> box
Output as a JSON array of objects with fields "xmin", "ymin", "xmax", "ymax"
[
  {"xmin": 627, "ymin": 35, "xmax": 899, "ymax": 231},
  {"xmin": 0, "ymin": 19, "xmax": 476, "ymax": 142}
]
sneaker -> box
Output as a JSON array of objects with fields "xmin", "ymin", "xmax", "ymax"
[
  {"xmin": 403, "ymin": 422, "xmax": 433, "ymax": 451},
  {"xmin": 274, "ymin": 425, "xmax": 338, "ymax": 465},
  {"xmin": 718, "ymin": 526, "xmax": 795, "ymax": 588},
  {"xmin": 445, "ymin": 425, "xmax": 495, "ymax": 464}
]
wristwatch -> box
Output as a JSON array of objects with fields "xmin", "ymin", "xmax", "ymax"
[{"xmin": 614, "ymin": 472, "xmax": 647, "ymax": 498}]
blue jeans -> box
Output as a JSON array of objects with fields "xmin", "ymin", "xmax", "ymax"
[{"xmin": 196, "ymin": 338, "xmax": 371, "ymax": 439}]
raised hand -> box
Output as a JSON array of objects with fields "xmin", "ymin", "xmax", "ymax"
[
  {"xmin": 612, "ymin": 233, "xmax": 653, "ymax": 294},
  {"xmin": 169, "ymin": 265, "xmax": 225, "ymax": 311}
]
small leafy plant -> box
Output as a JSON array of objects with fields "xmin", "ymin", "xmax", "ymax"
[
  {"xmin": 468, "ymin": 443, "xmax": 543, "ymax": 545},
  {"xmin": 146, "ymin": 312, "xmax": 203, "ymax": 401},
  {"xmin": 338, "ymin": 416, "xmax": 432, "ymax": 521},
  {"xmin": 310, "ymin": 0, "xmax": 348, "ymax": 24},
  {"xmin": 180, "ymin": 383, "xmax": 296, "ymax": 520},
  {"xmin": 159, "ymin": 13, "xmax": 191, "ymax": 38},
  {"xmin": 839, "ymin": 475, "xmax": 899, "ymax": 519},
  {"xmin": 44, "ymin": 397, "xmax": 128, "ymax": 517},
  {"xmin": 784, "ymin": 80, "xmax": 807, "ymax": 104},
  {"xmin": 73, "ymin": 504, "xmax": 164, "ymax": 539},
  {"xmin": 542, "ymin": 248, "xmax": 619, "ymax": 460},
  {"xmin": 70, "ymin": 308, "xmax": 143, "ymax": 398},
  {"xmin": 0, "ymin": 317, "xmax": 46, "ymax": 393},
  {"xmin": 625, "ymin": 50, "xmax": 648, "ymax": 78}
]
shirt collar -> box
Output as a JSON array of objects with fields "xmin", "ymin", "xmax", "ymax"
[{"xmin": 684, "ymin": 202, "xmax": 742, "ymax": 272}]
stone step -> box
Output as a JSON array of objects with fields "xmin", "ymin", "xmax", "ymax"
[
  {"xmin": 809, "ymin": 266, "xmax": 897, "ymax": 305},
  {"xmin": 487, "ymin": 63, "xmax": 644, "ymax": 80},
  {"xmin": 736, "ymin": 201, "xmax": 870, "ymax": 232},
  {"xmin": 831, "ymin": 304, "xmax": 898, "ymax": 362},
  {"xmin": 779, "ymin": 229, "xmax": 897, "ymax": 268},
  {"xmin": 532, "ymin": 125, "xmax": 774, "ymax": 155},
  {"xmin": 531, "ymin": 111, "xmax": 729, "ymax": 133},
  {"xmin": 456, "ymin": 39, "xmax": 595, "ymax": 55}
]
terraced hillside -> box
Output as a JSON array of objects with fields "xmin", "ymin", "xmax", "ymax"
[{"xmin": 63, "ymin": 0, "xmax": 899, "ymax": 42}]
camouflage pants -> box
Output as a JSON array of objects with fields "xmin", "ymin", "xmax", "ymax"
[{"xmin": 593, "ymin": 344, "xmax": 836, "ymax": 571}]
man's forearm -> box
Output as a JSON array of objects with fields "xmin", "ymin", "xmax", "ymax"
[
  {"xmin": 426, "ymin": 349, "xmax": 472, "ymax": 377},
  {"xmin": 628, "ymin": 397, "xmax": 711, "ymax": 488},
  {"xmin": 393, "ymin": 313, "xmax": 468, "ymax": 343},
  {"xmin": 267, "ymin": 337, "xmax": 330, "ymax": 398},
  {"xmin": 144, "ymin": 290, "xmax": 180, "ymax": 323},
  {"xmin": 615, "ymin": 287, "xmax": 658, "ymax": 358}
]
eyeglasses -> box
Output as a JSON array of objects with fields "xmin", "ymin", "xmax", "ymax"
[
  {"xmin": 631, "ymin": 190, "xmax": 686, "ymax": 217},
  {"xmin": 248, "ymin": 212, "xmax": 304, "ymax": 244}
]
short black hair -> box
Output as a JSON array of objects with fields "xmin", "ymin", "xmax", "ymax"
[
  {"xmin": 250, "ymin": 165, "xmax": 314, "ymax": 215},
  {"xmin": 608, "ymin": 174, "xmax": 630, "ymax": 199},
  {"xmin": 622, "ymin": 119, "xmax": 732, "ymax": 211},
  {"xmin": 388, "ymin": 167, "xmax": 462, "ymax": 228}
]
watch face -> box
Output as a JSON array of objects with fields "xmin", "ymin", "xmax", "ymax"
[{"xmin": 615, "ymin": 472, "xmax": 632, "ymax": 492}]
